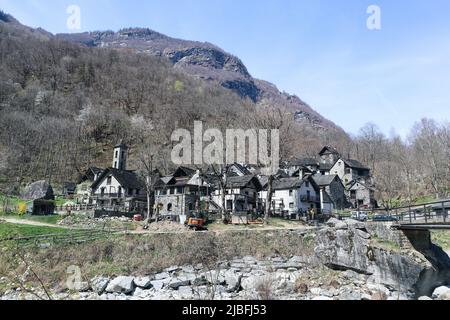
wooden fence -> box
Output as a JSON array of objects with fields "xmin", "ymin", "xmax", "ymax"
[{"xmin": 0, "ymin": 228, "xmax": 128, "ymax": 248}]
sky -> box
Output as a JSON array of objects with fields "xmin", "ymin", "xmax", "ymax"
[{"xmin": 1, "ymin": 0, "xmax": 450, "ymax": 138}]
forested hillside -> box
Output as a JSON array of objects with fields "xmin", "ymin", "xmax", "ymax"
[
  {"xmin": 1, "ymin": 11, "xmax": 448, "ymax": 205},
  {"xmin": 0, "ymin": 12, "xmax": 346, "ymax": 192}
]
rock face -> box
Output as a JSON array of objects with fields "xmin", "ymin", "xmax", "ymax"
[
  {"xmin": 314, "ymin": 219, "xmax": 431, "ymax": 295},
  {"xmin": 56, "ymin": 28, "xmax": 339, "ymax": 130}
]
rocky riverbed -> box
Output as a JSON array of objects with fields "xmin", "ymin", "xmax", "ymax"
[{"xmin": 1, "ymin": 219, "xmax": 449, "ymax": 300}]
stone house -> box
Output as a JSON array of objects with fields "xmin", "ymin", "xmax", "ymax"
[
  {"xmin": 91, "ymin": 168, "xmax": 146, "ymax": 211},
  {"xmin": 347, "ymin": 180, "xmax": 376, "ymax": 209},
  {"xmin": 313, "ymin": 174, "xmax": 347, "ymax": 210},
  {"xmin": 329, "ymin": 158, "xmax": 371, "ymax": 185},
  {"xmin": 90, "ymin": 144, "xmax": 146, "ymax": 212},
  {"xmin": 211, "ymin": 175, "xmax": 262, "ymax": 214},
  {"xmin": 154, "ymin": 167, "xmax": 209, "ymax": 220},
  {"xmin": 76, "ymin": 166, "xmax": 104, "ymax": 204},
  {"xmin": 262, "ymin": 175, "xmax": 320, "ymax": 216}
]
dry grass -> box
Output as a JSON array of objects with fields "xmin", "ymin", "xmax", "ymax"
[{"xmin": 0, "ymin": 229, "xmax": 317, "ymax": 293}]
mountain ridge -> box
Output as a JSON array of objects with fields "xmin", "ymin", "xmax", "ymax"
[{"xmin": 56, "ymin": 27, "xmax": 340, "ymax": 131}]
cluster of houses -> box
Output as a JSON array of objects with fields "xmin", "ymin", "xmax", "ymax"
[{"xmin": 65, "ymin": 144, "xmax": 376, "ymax": 222}]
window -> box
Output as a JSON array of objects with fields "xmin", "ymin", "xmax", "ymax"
[
  {"xmin": 289, "ymin": 203, "xmax": 294, "ymax": 209},
  {"xmin": 167, "ymin": 203, "xmax": 173, "ymax": 211},
  {"xmin": 118, "ymin": 187, "xmax": 122, "ymax": 197},
  {"xmin": 128, "ymin": 188, "xmax": 133, "ymax": 196},
  {"xmin": 307, "ymin": 190, "xmax": 311, "ymax": 201},
  {"xmin": 107, "ymin": 176, "xmax": 112, "ymax": 185},
  {"xmin": 289, "ymin": 190, "xmax": 293, "ymax": 196},
  {"xmin": 115, "ymin": 150, "xmax": 118, "ymax": 158},
  {"xmin": 170, "ymin": 188, "xmax": 175, "ymax": 195},
  {"xmin": 121, "ymin": 151, "xmax": 125, "ymax": 159},
  {"xmin": 177, "ymin": 187, "xmax": 183, "ymax": 194},
  {"xmin": 100, "ymin": 188, "xmax": 105, "ymax": 196},
  {"xmin": 305, "ymin": 182, "xmax": 310, "ymax": 188}
]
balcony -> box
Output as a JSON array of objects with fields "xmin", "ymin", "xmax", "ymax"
[{"xmin": 300, "ymin": 195, "xmax": 317, "ymax": 203}]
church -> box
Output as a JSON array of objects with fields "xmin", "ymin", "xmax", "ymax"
[{"xmin": 90, "ymin": 144, "xmax": 147, "ymax": 213}]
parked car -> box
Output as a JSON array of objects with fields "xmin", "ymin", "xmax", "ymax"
[
  {"xmin": 351, "ymin": 211, "xmax": 368, "ymax": 221},
  {"xmin": 372, "ymin": 213, "xmax": 398, "ymax": 222}
]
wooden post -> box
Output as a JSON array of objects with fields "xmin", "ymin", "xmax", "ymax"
[
  {"xmin": 443, "ymin": 201, "xmax": 446, "ymax": 223},
  {"xmin": 409, "ymin": 206, "xmax": 412, "ymax": 223}
]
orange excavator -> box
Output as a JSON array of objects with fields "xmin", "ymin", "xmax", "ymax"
[{"xmin": 186, "ymin": 201, "xmax": 208, "ymax": 231}]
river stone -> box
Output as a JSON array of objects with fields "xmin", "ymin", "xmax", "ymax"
[
  {"xmin": 150, "ymin": 279, "xmax": 167, "ymax": 291},
  {"xmin": 223, "ymin": 270, "xmax": 242, "ymax": 292},
  {"xmin": 134, "ymin": 276, "xmax": 153, "ymax": 289},
  {"xmin": 312, "ymin": 296, "xmax": 333, "ymax": 300},
  {"xmin": 168, "ymin": 277, "xmax": 192, "ymax": 289},
  {"xmin": 432, "ymin": 286, "xmax": 450, "ymax": 299},
  {"xmin": 90, "ymin": 276, "xmax": 110, "ymax": 295},
  {"xmin": 154, "ymin": 272, "xmax": 170, "ymax": 280},
  {"xmin": 178, "ymin": 286, "xmax": 193, "ymax": 298},
  {"xmin": 75, "ymin": 281, "xmax": 90, "ymax": 292},
  {"xmin": 418, "ymin": 296, "xmax": 433, "ymax": 300},
  {"xmin": 105, "ymin": 276, "xmax": 135, "ymax": 294}
]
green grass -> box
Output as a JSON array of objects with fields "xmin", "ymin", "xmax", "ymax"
[
  {"xmin": 431, "ymin": 231, "xmax": 450, "ymax": 250},
  {"xmin": 371, "ymin": 236, "xmax": 401, "ymax": 251},
  {"xmin": 0, "ymin": 212, "xmax": 63, "ymax": 225},
  {"xmin": 0, "ymin": 222, "xmax": 70, "ymax": 239}
]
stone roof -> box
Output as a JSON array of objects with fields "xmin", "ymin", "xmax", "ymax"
[
  {"xmin": 313, "ymin": 174, "xmax": 339, "ymax": 186},
  {"xmin": 343, "ymin": 159, "xmax": 370, "ymax": 170},
  {"xmin": 272, "ymin": 178, "xmax": 303, "ymax": 190}
]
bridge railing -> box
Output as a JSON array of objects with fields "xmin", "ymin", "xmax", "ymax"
[{"xmin": 353, "ymin": 199, "xmax": 450, "ymax": 224}]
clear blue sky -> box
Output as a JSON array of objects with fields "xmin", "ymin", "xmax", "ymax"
[{"xmin": 1, "ymin": 0, "xmax": 450, "ymax": 138}]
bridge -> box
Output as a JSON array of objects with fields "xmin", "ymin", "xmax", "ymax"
[{"xmin": 360, "ymin": 198, "xmax": 450, "ymax": 230}]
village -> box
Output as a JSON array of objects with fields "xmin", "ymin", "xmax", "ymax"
[{"xmin": 14, "ymin": 144, "xmax": 377, "ymax": 229}]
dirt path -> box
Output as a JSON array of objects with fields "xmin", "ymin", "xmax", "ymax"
[{"xmin": 1, "ymin": 217, "xmax": 317, "ymax": 235}]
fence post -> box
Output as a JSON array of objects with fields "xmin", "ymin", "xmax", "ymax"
[
  {"xmin": 409, "ymin": 206, "xmax": 412, "ymax": 223},
  {"xmin": 443, "ymin": 201, "xmax": 446, "ymax": 223}
]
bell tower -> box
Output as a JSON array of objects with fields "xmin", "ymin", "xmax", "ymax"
[{"xmin": 112, "ymin": 143, "xmax": 128, "ymax": 171}]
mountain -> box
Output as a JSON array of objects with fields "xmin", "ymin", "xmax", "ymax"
[{"xmin": 57, "ymin": 28, "xmax": 339, "ymax": 130}]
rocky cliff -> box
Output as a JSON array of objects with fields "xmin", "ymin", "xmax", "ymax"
[
  {"xmin": 57, "ymin": 28, "xmax": 340, "ymax": 130},
  {"xmin": 316, "ymin": 218, "xmax": 450, "ymax": 297}
]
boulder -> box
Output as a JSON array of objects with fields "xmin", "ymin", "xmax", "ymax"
[
  {"xmin": 168, "ymin": 277, "xmax": 192, "ymax": 290},
  {"xmin": 134, "ymin": 276, "xmax": 153, "ymax": 289},
  {"xmin": 432, "ymin": 286, "xmax": 450, "ymax": 299},
  {"xmin": 105, "ymin": 276, "xmax": 135, "ymax": 295},
  {"xmin": 178, "ymin": 286, "xmax": 193, "ymax": 298},
  {"xmin": 90, "ymin": 277, "xmax": 110, "ymax": 295},
  {"xmin": 154, "ymin": 272, "xmax": 170, "ymax": 280},
  {"xmin": 418, "ymin": 296, "xmax": 433, "ymax": 300},
  {"xmin": 150, "ymin": 279, "xmax": 167, "ymax": 291},
  {"xmin": 223, "ymin": 270, "xmax": 242, "ymax": 292},
  {"xmin": 75, "ymin": 281, "xmax": 90, "ymax": 292}
]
